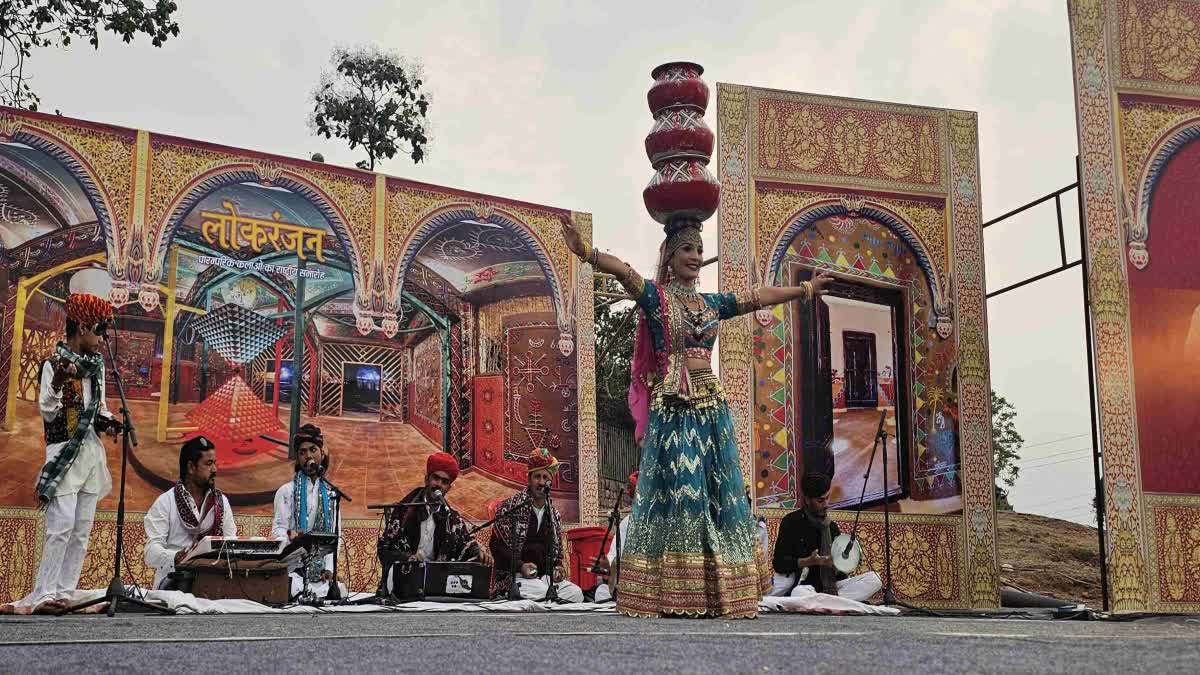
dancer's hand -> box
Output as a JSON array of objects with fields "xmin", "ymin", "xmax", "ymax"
[
  {"xmin": 558, "ymin": 213, "xmax": 586, "ymax": 257},
  {"xmin": 810, "ymin": 272, "xmax": 833, "ymax": 297}
]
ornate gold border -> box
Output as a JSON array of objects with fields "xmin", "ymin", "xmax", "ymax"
[
  {"xmin": 1142, "ymin": 494, "xmax": 1200, "ymax": 612},
  {"xmin": 1108, "ymin": 0, "xmax": 1200, "ymax": 100},
  {"xmin": 746, "ymin": 87, "xmax": 952, "ymax": 196},
  {"xmin": 1068, "ymin": 0, "xmax": 1152, "ymax": 612}
]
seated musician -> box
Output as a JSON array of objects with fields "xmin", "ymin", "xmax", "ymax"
[
  {"xmin": 770, "ymin": 472, "xmax": 882, "ymax": 602},
  {"xmin": 143, "ymin": 436, "xmax": 237, "ymax": 589},
  {"xmin": 377, "ymin": 451, "xmax": 483, "ymax": 596},
  {"xmin": 271, "ymin": 424, "xmax": 345, "ymax": 599},
  {"xmin": 594, "ymin": 471, "xmax": 637, "ymax": 603},
  {"xmin": 489, "ymin": 448, "xmax": 584, "ymax": 603}
]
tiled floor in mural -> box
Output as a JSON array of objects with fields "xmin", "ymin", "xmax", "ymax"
[
  {"xmin": 0, "ymin": 399, "xmax": 565, "ymax": 521},
  {"xmin": 829, "ymin": 408, "xmax": 962, "ymax": 516}
]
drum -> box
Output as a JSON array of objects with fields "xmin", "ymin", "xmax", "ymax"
[{"xmin": 831, "ymin": 533, "xmax": 862, "ymax": 575}]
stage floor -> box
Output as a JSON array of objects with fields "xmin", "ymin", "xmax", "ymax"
[
  {"xmin": 1, "ymin": 609, "xmax": 1196, "ymax": 673},
  {"xmin": 0, "ymin": 399, "xmax": 560, "ymax": 521}
]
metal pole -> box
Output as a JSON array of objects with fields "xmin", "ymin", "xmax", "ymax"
[
  {"xmin": 1077, "ymin": 155, "xmax": 1110, "ymax": 613},
  {"xmin": 288, "ymin": 257, "xmax": 308, "ymax": 459}
]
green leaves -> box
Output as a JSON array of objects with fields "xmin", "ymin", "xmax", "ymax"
[
  {"xmin": 2, "ymin": 1, "xmax": 181, "ymax": 109},
  {"xmin": 992, "ymin": 389, "xmax": 1024, "ymax": 504},
  {"xmin": 308, "ymin": 45, "xmax": 431, "ymax": 171}
]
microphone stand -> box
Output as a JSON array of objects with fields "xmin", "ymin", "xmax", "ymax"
[
  {"xmin": 464, "ymin": 492, "xmax": 532, "ymax": 601},
  {"xmin": 318, "ymin": 470, "xmax": 352, "ymax": 603},
  {"xmin": 362, "ymin": 493, "xmax": 444, "ymax": 604},
  {"xmin": 841, "ymin": 411, "xmax": 914, "ymax": 609},
  {"xmin": 539, "ymin": 489, "xmax": 560, "ymax": 603},
  {"xmin": 877, "ymin": 411, "xmax": 899, "ymax": 606},
  {"xmin": 68, "ymin": 332, "xmax": 173, "ymax": 616}
]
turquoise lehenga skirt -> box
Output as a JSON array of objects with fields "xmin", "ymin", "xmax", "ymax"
[{"xmin": 616, "ymin": 368, "xmax": 770, "ymax": 618}]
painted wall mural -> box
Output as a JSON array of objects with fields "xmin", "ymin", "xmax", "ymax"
[
  {"xmin": 1068, "ymin": 0, "xmax": 1200, "ymax": 612},
  {"xmin": 0, "ymin": 106, "xmax": 597, "ymax": 602}
]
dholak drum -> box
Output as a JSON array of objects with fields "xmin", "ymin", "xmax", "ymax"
[{"xmin": 388, "ymin": 560, "xmax": 491, "ymax": 601}]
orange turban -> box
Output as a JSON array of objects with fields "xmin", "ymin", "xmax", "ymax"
[
  {"xmin": 65, "ymin": 293, "xmax": 113, "ymax": 327},
  {"xmin": 426, "ymin": 452, "xmax": 460, "ymax": 482},
  {"xmin": 626, "ymin": 471, "xmax": 639, "ymax": 496},
  {"xmin": 527, "ymin": 447, "xmax": 559, "ymax": 475}
]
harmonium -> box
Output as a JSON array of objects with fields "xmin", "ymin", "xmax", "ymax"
[
  {"xmin": 388, "ymin": 560, "xmax": 491, "ymax": 602},
  {"xmin": 177, "ymin": 534, "xmax": 337, "ymax": 605}
]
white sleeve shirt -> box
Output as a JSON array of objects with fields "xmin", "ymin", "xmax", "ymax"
[
  {"xmin": 143, "ymin": 488, "xmax": 237, "ymax": 588},
  {"xmin": 271, "ymin": 477, "xmax": 340, "ymax": 572}
]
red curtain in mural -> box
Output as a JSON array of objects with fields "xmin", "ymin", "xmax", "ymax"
[
  {"xmin": 1130, "ymin": 138, "xmax": 1200, "ymax": 494},
  {"xmin": 473, "ymin": 373, "xmax": 525, "ymax": 485},
  {"xmin": 504, "ymin": 313, "xmax": 578, "ymax": 493}
]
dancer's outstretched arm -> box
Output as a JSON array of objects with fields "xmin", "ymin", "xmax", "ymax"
[
  {"xmin": 559, "ymin": 214, "xmax": 646, "ymax": 296},
  {"xmin": 755, "ymin": 272, "xmax": 833, "ymax": 308}
]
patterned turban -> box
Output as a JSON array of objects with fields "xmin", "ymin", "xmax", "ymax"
[
  {"xmin": 65, "ymin": 293, "xmax": 113, "ymax": 327},
  {"xmin": 292, "ymin": 423, "xmax": 324, "ymax": 450},
  {"xmin": 626, "ymin": 471, "xmax": 639, "ymax": 497},
  {"xmin": 527, "ymin": 447, "xmax": 560, "ymax": 475},
  {"xmin": 426, "ymin": 451, "xmax": 460, "ymax": 482}
]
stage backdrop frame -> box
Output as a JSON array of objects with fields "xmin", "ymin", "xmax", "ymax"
[
  {"xmin": 717, "ymin": 83, "xmax": 999, "ymax": 609},
  {"xmin": 1067, "ymin": 0, "xmax": 1200, "ymax": 613}
]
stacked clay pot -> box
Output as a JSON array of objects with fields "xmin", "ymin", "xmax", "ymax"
[{"xmin": 642, "ymin": 62, "xmax": 720, "ymax": 229}]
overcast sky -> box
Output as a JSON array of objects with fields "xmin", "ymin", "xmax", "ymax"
[{"xmin": 26, "ymin": 0, "xmax": 1097, "ymax": 525}]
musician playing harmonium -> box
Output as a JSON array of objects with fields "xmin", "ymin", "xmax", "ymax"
[
  {"xmin": 489, "ymin": 448, "xmax": 584, "ymax": 603},
  {"xmin": 143, "ymin": 436, "xmax": 237, "ymax": 589},
  {"xmin": 271, "ymin": 424, "xmax": 345, "ymax": 600},
  {"xmin": 770, "ymin": 472, "xmax": 882, "ymax": 602},
  {"xmin": 377, "ymin": 452, "xmax": 484, "ymax": 596}
]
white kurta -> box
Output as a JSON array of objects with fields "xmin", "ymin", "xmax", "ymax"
[
  {"xmin": 143, "ymin": 488, "xmax": 237, "ymax": 589},
  {"xmin": 605, "ymin": 515, "xmax": 630, "ymax": 564},
  {"xmin": 21, "ymin": 360, "xmax": 114, "ymax": 607},
  {"xmin": 36, "ymin": 360, "xmax": 112, "ymax": 498},
  {"xmin": 270, "ymin": 477, "xmax": 341, "ymax": 574}
]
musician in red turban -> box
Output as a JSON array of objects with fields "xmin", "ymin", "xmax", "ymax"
[
  {"xmin": 377, "ymin": 451, "xmax": 482, "ymax": 598},
  {"xmin": 15, "ymin": 293, "xmax": 120, "ymax": 611},
  {"xmin": 488, "ymin": 448, "xmax": 583, "ymax": 602}
]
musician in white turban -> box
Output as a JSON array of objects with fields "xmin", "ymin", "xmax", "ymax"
[
  {"xmin": 271, "ymin": 424, "xmax": 345, "ymax": 599},
  {"xmin": 770, "ymin": 472, "xmax": 882, "ymax": 602},
  {"xmin": 143, "ymin": 436, "xmax": 237, "ymax": 589}
]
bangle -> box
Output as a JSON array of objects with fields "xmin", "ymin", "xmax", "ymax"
[
  {"xmin": 578, "ymin": 242, "xmax": 592, "ymax": 262},
  {"xmin": 589, "ymin": 247, "xmax": 599, "ymax": 266},
  {"xmin": 802, "ymin": 281, "xmax": 813, "ymax": 300}
]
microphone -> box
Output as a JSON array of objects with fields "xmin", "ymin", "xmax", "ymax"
[
  {"xmin": 429, "ymin": 487, "xmax": 447, "ymax": 514},
  {"xmin": 841, "ymin": 534, "xmax": 856, "ymax": 558}
]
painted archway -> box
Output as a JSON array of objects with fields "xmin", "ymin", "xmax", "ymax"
[
  {"xmin": 1129, "ymin": 118, "xmax": 1200, "ymax": 270},
  {"xmin": 148, "ymin": 163, "xmax": 368, "ymax": 302},
  {"xmin": 391, "ymin": 205, "xmax": 566, "ymax": 332},
  {"xmin": 764, "ymin": 197, "xmax": 951, "ymax": 323}
]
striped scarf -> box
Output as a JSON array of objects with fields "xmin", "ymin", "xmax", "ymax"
[
  {"xmin": 35, "ymin": 343, "xmax": 103, "ymax": 502},
  {"xmin": 292, "ymin": 472, "xmax": 332, "ymax": 582}
]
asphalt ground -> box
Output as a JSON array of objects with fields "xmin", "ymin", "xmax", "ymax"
[{"xmin": 2, "ymin": 610, "xmax": 1198, "ymax": 674}]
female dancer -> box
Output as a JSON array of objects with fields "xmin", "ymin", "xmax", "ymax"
[{"xmin": 560, "ymin": 215, "xmax": 829, "ymax": 618}]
